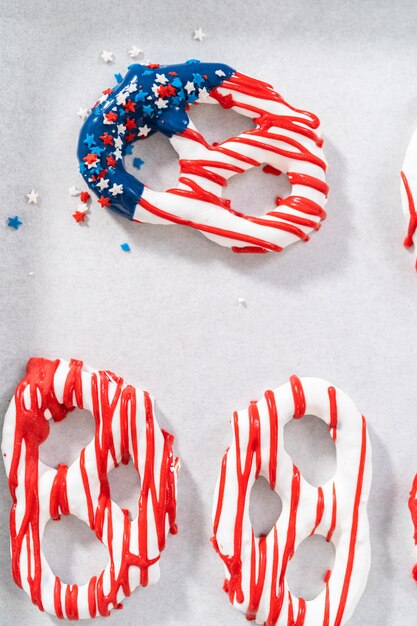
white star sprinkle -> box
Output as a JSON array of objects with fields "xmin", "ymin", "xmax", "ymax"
[
  {"xmin": 26, "ymin": 190, "xmax": 39, "ymax": 204},
  {"xmin": 114, "ymin": 148, "xmax": 123, "ymax": 160},
  {"xmin": 155, "ymin": 98, "xmax": 168, "ymax": 109},
  {"xmin": 116, "ymin": 91, "xmax": 129, "ymax": 105},
  {"xmin": 127, "ymin": 82, "xmax": 138, "ymax": 93},
  {"xmin": 193, "ymin": 27, "xmax": 206, "ymax": 42},
  {"xmin": 100, "ymin": 50, "xmax": 114, "ymax": 63},
  {"xmin": 77, "ymin": 107, "xmax": 90, "ymax": 120},
  {"xmin": 215, "ymin": 69, "xmax": 226, "ymax": 77},
  {"xmin": 97, "ymin": 178, "xmax": 110, "ymax": 191},
  {"xmin": 151, "ymin": 83, "xmax": 160, "ymax": 97},
  {"xmin": 117, "ymin": 124, "xmax": 126, "ymax": 135},
  {"xmin": 237, "ymin": 297, "xmax": 247, "ymax": 308},
  {"xmin": 128, "ymin": 46, "xmax": 143, "ymax": 59},
  {"xmin": 155, "ymin": 73, "xmax": 168, "ymax": 85},
  {"xmin": 77, "ymin": 203, "xmax": 89, "ymax": 213},
  {"xmin": 68, "ymin": 186, "xmax": 81, "ymax": 196},
  {"xmin": 114, "ymin": 136, "xmax": 123, "ymax": 149},
  {"xmin": 198, "ymin": 87, "xmax": 210, "ymax": 101},
  {"xmin": 110, "ymin": 183, "xmax": 123, "ymax": 196},
  {"xmin": 184, "ymin": 81, "xmax": 195, "ymax": 94},
  {"xmin": 138, "ymin": 124, "xmax": 151, "ymax": 137}
]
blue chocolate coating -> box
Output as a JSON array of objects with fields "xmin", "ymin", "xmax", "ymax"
[{"xmin": 77, "ymin": 61, "xmax": 235, "ymax": 219}]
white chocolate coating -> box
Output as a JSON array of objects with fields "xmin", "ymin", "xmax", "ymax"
[{"xmin": 212, "ymin": 376, "xmax": 372, "ymax": 626}]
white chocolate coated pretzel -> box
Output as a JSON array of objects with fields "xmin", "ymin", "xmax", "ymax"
[
  {"xmin": 212, "ymin": 376, "xmax": 372, "ymax": 626},
  {"xmin": 134, "ymin": 71, "xmax": 329, "ymax": 254},
  {"xmin": 1, "ymin": 357, "xmax": 179, "ymax": 619}
]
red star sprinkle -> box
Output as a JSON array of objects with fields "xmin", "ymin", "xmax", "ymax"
[
  {"xmin": 100, "ymin": 132, "xmax": 114, "ymax": 145},
  {"xmin": 159, "ymin": 84, "xmax": 177, "ymax": 98},
  {"xmin": 147, "ymin": 63, "xmax": 160, "ymax": 68},
  {"xmin": 168, "ymin": 71, "xmax": 178, "ymax": 76},
  {"xmin": 83, "ymin": 153, "xmax": 98, "ymax": 165},
  {"xmin": 73, "ymin": 211, "xmax": 86, "ymax": 223},
  {"xmin": 106, "ymin": 156, "xmax": 116, "ymax": 167},
  {"xmin": 125, "ymin": 132, "xmax": 136, "ymax": 143},
  {"xmin": 98, "ymin": 196, "xmax": 111, "ymax": 207},
  {"xmin": 123, "ymin": 100, "xmax": 136, "ymax": 113},
  {"xmin": 97, "ymin": 169, "xmax": 108, "ymax": 179},
  {"xmin": 103, "ymin": 88, "xmax": 113, "ymax": 95},
  {"xmin": 80, "ymin": 191, "xmax": 90, "ymax": 203},
  {"xmin": 104, "ymin": 111, "xmax": 118, "ymax": 122},
  {"xmin": 125, "ymin": 118, "xmax": 136, "ymax": 130}
]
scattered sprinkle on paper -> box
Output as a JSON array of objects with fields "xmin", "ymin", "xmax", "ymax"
[
  {"xmin": 72, "ymin": 211, "xmax": 87, "ymax": 223},
  {"xmin": 120, "ymin": 242, "xmax": 131, "ymax": 252},
  {"xmin": 128, "ymin": 46, "xmax": 143, "ymax": 59},
  {"xmin": 237, "ymin": 297, "xmax": 247, "ymax": 308},
  {"xmin": 28, "ymin": 271, "xmax": 34, "ymax": 277},
  {"xmin": 100, "ymin": 50, "xmax": 114, "ymax": 63},
  {"xmin": 8, "ymin": 216, "xmax": 22, "ymax": 230},
  {"xmin": 26, "ymin": 190, "xmax": 39, "ymax": 204},
  {"xmin": 68, "ymin": 186, "xmax": 81, "ymax": 196},
  {"xmin": 193, "ymin": 27, "xmax": 206, "ymax": 42}
]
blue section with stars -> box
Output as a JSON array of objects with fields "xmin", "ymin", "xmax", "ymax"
[{"xmin": 77, "ymin": 60, "xmax": 235, "ymax": 219}]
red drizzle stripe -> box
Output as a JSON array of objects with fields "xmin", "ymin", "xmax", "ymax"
[
  {"xmin": 287, "ymin": 172, "xmax": 329, "ymax": 197},
  {"xmin": 401, "ymin": 170, "xmax": 417, "ymax": 249},
  {"xmin": 334, "ymin": 416, "xmax": 367, "ymax": 626},
  {"xmin": 290, "ymin": 375, "xmax": 306, "ymax": 419},
  {"xmin": 327, "ymin": 482, "xmax": 337, "ymax": 542},
  {"xmin": 265, "ymin": 390, "xmax": 278, "ymax": 490},
  {"xmin": 328, "ymin": 386, "xmax": 338, "ymax": 441},
  {"xmin": 311, "ymin": 487, "xmax": 325, "ymax": 535}
]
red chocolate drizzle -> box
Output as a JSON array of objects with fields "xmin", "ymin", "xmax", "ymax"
[{"xmin": 6, "ymin": 357, "xmax": 178, "ymax": 618}]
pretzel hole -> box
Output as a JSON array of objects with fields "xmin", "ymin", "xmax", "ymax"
[
  {"xmin": 287, "ymin": 535, "xmax": 335, "ymax": 601},
  {"xmin": 284, "ymin": 415, "xmax": 336, "ymax": 487},
  {"xmin": 249, "ymin": 476, "xmax": 282, "ymax": 537},
  {"xmin": 39, "ymin": 409, "xmax": 95, "ymax": 468},
  {"xmin": 188, "ymin": 103, "xmax": 254, "ymax": 145},
  {"xmin": 42, "ymin": 515, "xmax": 108, "ymax": 585},
  {"xmin": 125, "ymin": 133, "xmax": 180, "ymax": 191},
  {"xmin": 108, "ymin": 459, "xmax": 141, "ymax": 520},
  {"xmin": 225, "ymin": 166, "xmax": 291, "ymax": 217}
]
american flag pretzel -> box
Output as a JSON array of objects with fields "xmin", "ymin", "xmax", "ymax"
[
  {"xmin": 1, "ymin": 358, "xmax": 179, "ymax": 619},
  {"xmin": 78, "ymin": 61, "xmax": 328, "ymax": 254},
  {"xmin": 212, "ymin": 376, "xmax": 372, "ymax": 626}
]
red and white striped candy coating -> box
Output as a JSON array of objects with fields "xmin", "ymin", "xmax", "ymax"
[
  {"xmin": 134, "ymin": 71, "xmax": 328, "ymax": 254},
  {"xmin": 212, "ymin": 376, "xmax": 372, "ymax": 626},
  {"xmin": 1, "ymin": 357, "xmax": 179, "ymax": 619}
]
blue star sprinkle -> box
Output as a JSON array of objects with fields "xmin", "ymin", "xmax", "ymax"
[
  {"xmin": 83, "ymin": 133, "xmax": 96, "ymax": 148},
  {"xmin": 186, "ymin": 59, "xmax": 200, "ymax": 64},
  {"xmin": 135, "ymin": 90, "xmax": 149, "ymax": 102},
  {"xmin": 114, "ymin": 73, "xmax": 123, "ymax": 83},
  {"xmin": 120, "ymin": 242, "xmax": 131, "ymax": 252},
  {"xmin": 133, "ymin": 157, "xmax": 144, "ymax": 170},
  {"xmin": 8, "ymin": 216, "xmax": 22, "ymax": 230}
]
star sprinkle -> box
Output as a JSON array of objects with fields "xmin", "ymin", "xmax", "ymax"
[
  {"xmin": 120, "ymin": 242, "xmax": 131, "ymax": 252},
  {"xmin": 72, "ymin": 211, "xmax": 87, "ymax": 223},
  {"xmin": 128, "ymin": 46, "xmax": 143, "ymax": 59},
  {"xmin": 114, "ymin": 73, "xmax": 123, "ymax": 83},
  {"xmin": 237, "ymin": 297, "xmax": 247, "ymax": 308},
  {"xmin": 98, "ymin": 196, "xmax": 111, "ymax": 207},
  {"xmin": 77, "ymin": 108, "xmax": 90, "ymax": 120},
  {"xmin": 193, "ymin": 28, "xmax": 206, "ymax": 42},
  {"xmin": 79, "ymin": 191, "xmax": 90, "ymax": 203},
  {"xmin": 155, "ymin": 73, "xmax": 168, "ymax": 85},
  {"xmin": 97, "ymin": 178, "xmax": 110, "ymax": 191},
  {"xmin": 8, "ymin": 216, "xmax": 22, "ymax": 230},
  {"xmin": 100, "ymin": 50, "xmax": 114, "ymax": 63},
  {"xmin": 138, "ymin": 124, "xmax": 151, "ymax": 137},
  {"xmin": 133, "ymin": 157, "xmax": 144, "ymax": 170},
  {"xmin": 110, "ymin": 183, "xmax": 123, "ymax": 196},
  {"xmin": 184, "ymin": 81, "xmax": 195, "ymax": 94},
  {"xmin": 26, "ymin": 190, "xmax": 39, "ymax": 204},
  {"xmin": 155, "ymin": 98, "xmax": 168, "ymax": 109},
  {"xmin": 215, "ymin": 69, "xmax": 226, "ymax": 77},
  {"xmin": 68, "ymin": 186, "xmax": 81, "ymax": 196}
]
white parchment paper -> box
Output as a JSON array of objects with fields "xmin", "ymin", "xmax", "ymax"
[{"xmin": 1, "ymin": 0, "xmax": 417, "ymax": 624}]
